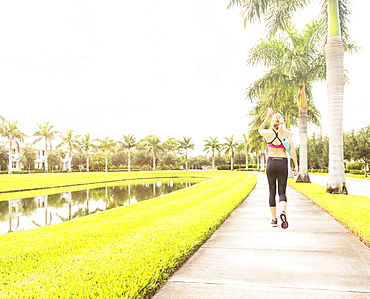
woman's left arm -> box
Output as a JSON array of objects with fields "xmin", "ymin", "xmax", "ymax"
[{"xmin": 288, "ymin": 134, "xmax": 299, "ymax": 176}]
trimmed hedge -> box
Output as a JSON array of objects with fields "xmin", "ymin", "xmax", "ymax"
[
  {"xmin": 0, "ymin": 171, "xmax": 257, "ymax": 298},
  {"xmin": 349, "ymin": 170, "xmax": 365, "ymax": 175},
  {"xmin": 217, "ymin": 164, "xmax": 257, "ymax": 170},
  {"xmin": 347, "ymin": 162, "xmax": 363, "ymax": 170},
  {"xmin": 308, "ymin": 168, "xmax": 329, "ymax": 173}
]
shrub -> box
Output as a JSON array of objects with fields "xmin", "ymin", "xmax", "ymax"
[
  {"xmin": 347, "ymin": 162, "xmax": 363, "ymax": 170},
  {"xmin": 308, "ymin": 168, "xmax": 329, "ymax": 173},
  {"xmin": 141, "ymin": 165, "xmax": 151, "ymax": 171},
  {"xmin": 217, "ymin": 165, "xmax": 232, "ymax": 170},
  {"xmin": 350, "ymin": 170, "xmax": 365, "ymax": 175},
  {"xmin": 157, "ymin": 165, "xmax": 170, "ymax": 170}
]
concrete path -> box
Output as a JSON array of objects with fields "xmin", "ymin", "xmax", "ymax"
[{"xmin": 153, "ymin": 173, "xmax": 370, "ymax": 298}]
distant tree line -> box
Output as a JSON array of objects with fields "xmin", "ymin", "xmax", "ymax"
[
  {"xmin": 303, "ymin": 124, "xmax": 370, "ymax": 176},
  {"xmin": 2, "ymin": 116, "xmax": 368, "ymax": 175},
  {"xmin": 0, "ymin": 118, "xmax": 255, "ymax": 174}
]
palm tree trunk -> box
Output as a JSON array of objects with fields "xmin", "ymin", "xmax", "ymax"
[
  {"xmin": 8, "ymin": 137, "xmax": 12, "ymax": 174},
  {"xmin": 230, "ymin": 152, "xmax": 234, "ymax": 170},
  {"xmin": 245, "ymin": 152, "xmax": 248, "ymax": 171},
  {"xmin": 44, "ymin": 139, "xmax": 49, "ymax": 172},
  {"xmin": 69, "ymin": 152, "xmax": 72, "ymax": 173},
  {"xmin": 326, "ymin": 0, "xmax": 347, "ymax": 194},
  {"xmin": 86, "ymin": 153, "xmax": 90, "ymax": 172},
  {"xmin": 260, "ymin": 151, "xmax": 266, "ymax": 171},
  {"xmin": 185, "ymin": 149, "xmax": 188, "ymax": 171},
  {"xmin": 296, "ymin": 85, "xmax": 311, "ymax": 183},
  {"xmin": 105, "ymin": 155, "xmax": 108, "ymax": 172},
  {"xmin": 128, "ymin": 151, "xmax": 131, "ymax": 172},
  {"xmin": 211, "ymin": 149, "xmax": 215, "ymax": 171},
  {"xmin": 296, "ymin": 107, "xmax": 310, "ymax": 182}
]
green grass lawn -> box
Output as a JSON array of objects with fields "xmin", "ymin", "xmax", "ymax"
[
  {"xmin": 309, "ymin": 172, "xmax": 370, "ymax": 180},
  {"xmin": 345, "ymin": 174, "xmax": 370, "ymax": 180},
  {"xmin": 0, "ymin": 171, "xmax": 257, "ymax": 298},
  {"xmin": 288, "ymin": 179, "xmax": 370, "ymax": 247}
]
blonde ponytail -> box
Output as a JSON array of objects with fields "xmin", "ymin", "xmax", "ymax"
[
  {"xmin": 277, "ymin": 123, "xmax": 283, "ymax": 134},
  {"xmin": 271, "ymin": 113, "xmax": 285, "ymax": 133}
]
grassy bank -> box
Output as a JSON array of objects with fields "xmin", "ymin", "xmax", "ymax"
[
  {"xmin": 0, "ymin": 171, "xmax": 257, "ymax": 298},
  {"xmin": 288, "ymin": 179, "xmax": 370, "ymax": 247},
  {"xmin": 309, "ymin": 172, "xmax": 370, "ymax": 180}
]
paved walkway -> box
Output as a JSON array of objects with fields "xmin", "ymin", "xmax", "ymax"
[{"xmin": 153, "ymin": 173, "xmax": 370, "ymax": 298}]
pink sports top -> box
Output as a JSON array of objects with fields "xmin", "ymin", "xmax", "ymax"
[{"xmin": 267, "ymin": 129, "xmax": 285, "ymax": 149}]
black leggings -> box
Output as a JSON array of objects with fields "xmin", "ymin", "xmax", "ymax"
[{"xmin": 266, "ymin": 157, "xmax": 288, "ymax": 207}]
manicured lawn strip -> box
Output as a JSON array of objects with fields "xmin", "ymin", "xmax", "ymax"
[
  {"xmin": 0, "ymin": 171, "xmax": 256, "ymax": 298},
  {"xmin": 309, "ymin": 173, "xmax": 370, "ymax": 180},
  {"xmin": 0, "ymin": 171, "xmax": 212, "ymax": 193},
  {"xmin": 288, "ymin": 179, "xmax": 370, "ymax": 247},
  {"xmin": 344, "ymin": 174, "xmax": 370, "ymax": 180}
]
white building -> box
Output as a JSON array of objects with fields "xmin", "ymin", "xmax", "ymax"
[{"xmin": 1, "ymin": 139, "xmax": 70, "ymax": 172}]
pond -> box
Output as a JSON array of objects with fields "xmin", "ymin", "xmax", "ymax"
[{"xmin": 0, "ymin": 179, "xmax": 200, "ymax": 235}]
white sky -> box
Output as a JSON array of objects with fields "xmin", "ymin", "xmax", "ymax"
[{"xmin": 1, "ymin": 0, "xmax": 369, "ymax": 156}]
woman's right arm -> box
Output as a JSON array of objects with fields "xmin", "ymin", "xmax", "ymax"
[{"xmin": 258, "ymin": 114, "xmax": 270, "ymax": 135}]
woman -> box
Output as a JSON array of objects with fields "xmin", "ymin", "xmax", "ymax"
[{"xmin": 258, "ymin": 109, "xmax": 298, "ymax": 229}]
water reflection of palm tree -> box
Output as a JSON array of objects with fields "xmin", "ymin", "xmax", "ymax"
[
  {"xmin": 57, "ymin": 207, "xmax": 87, "ymax": 222},
  {"xmin": 153, "ymin": 182, "xmax": 157, "ymax": 197},
  {"xmin": 125, "ymin": 184, "xmax": 138, "ymax": 205},
  {"xmin": 33, "ymin": 195, "xmax": 52, "ymax": 227},
  {"xmin": 8, "ymin": 199, "xmax": 21, "ymax": 233},
  {"xmin": 127, "ymin": 184, "xmax": 131, "ymax": 205},
  {"xmin": 85, "ymin": 189, "xmax": 90, "ymax": 214},
  {"xmin": 55, "ymin": 189, "xmax": 101, "ymax": 222},
  {"xmin": 104, "ymin": 186, "xmax": 116, "ymax": 210},
  {"xmin": 57, "ymin": 192, "xmax": 84, "ymax": 221}
]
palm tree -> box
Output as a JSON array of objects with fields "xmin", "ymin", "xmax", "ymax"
[
  {"xmin": 223, "ymin": 136, "xmax": 240, "ymax": 171},
  {"xmin": 227, "ymin": 0, "xmax": 351, "ymax": 192},
  {"xmin": 246, "ymin": 128, "xmax": 266, "ymax": 167},
  {"xmin": 33, "ymin": 122, "xmax": 59, "ymax": 172},
  {"xmin": 203, "ymin": 137, "xmax": 222, "ymax": 171},
  {"xmin": 97, "ymin": 137, "xmax": 117, "ymax": 172},
  {"xmin": 141, "ymin": 135, "xmax": 162, "ymax": 171},
  {"xmin": 238, "ymin": 134, "xmax": 250, "ymax": 170},
  {"xmin": 121, "ymin": 134, "xmax": 137, "ymax": 171},
  {"xmin": 325, "ymin": 0, "xmax": 347, "ymax": 193},
  {"xmin": 247, "ymin": 21, "xmax": 324, "ymax": 182},
  {"xmin": 162, "ymin": 138, "xmax": 178, "ymax": 154},
  {"xmin": 79, "ymin": 133, "xmax": 96, "ymax": 172},
  {"xmin": 58, "ymin": 130, "xmax": 80, "ymax": 172},
  {"xmin": 178, "ymin": 137, "xmax": 194, "ymax": 171},
  {"xmin": 0, "ymin": 118, "xmax": 25, "ymax": 174}
]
